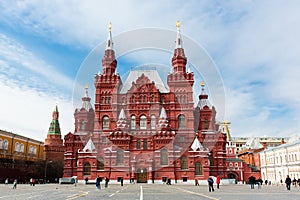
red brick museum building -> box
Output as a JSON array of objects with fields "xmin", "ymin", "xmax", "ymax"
[{"xmin": 62, "ymin": 23, "xmax": 229, "ymax": 184}]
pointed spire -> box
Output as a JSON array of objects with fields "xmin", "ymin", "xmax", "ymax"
[
  {"xmin": 106, "ymin": 22, "xmax": 113, "ymax": 50},
  {"xmin": 81, "ymin": 85, "xmax": 93, "ymax": 111},
  {"xmin": 85, "ymin": 84, "xmax": 89, "ymax": 97},
  {"xmin": 118, "ymin": 109, "xmax": 126, "ymax": 119},
  {"xmin": 48, "ymin": 105, "xmax": 61, "ymax": 135},
  {"xmin": 175, "ymin": 20, "xmax": 182, "ymax": 48},
  {"xmin": 83, "ymin": 137, "xmax": 96, "ymax": 152},
  {"xmin": 187, "ymin": 64, "xmax": 191, "ymax": 73},
  {"xmin": 191, "ymin": 137, "xmax": 204, "ymax": 151},
  {"xmin": 201, "ymin": 81, "xmax": 206, "ymax": 95},
  {"xmin": 159, "ymin": 107, "xmax": 167, "ymax": 119}
]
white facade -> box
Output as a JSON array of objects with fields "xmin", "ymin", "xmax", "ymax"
[{"xmin": 260, "ymin": 138, "xmax": 300, "ymax": 183}]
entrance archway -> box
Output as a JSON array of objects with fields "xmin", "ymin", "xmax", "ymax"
[{"xmin": 136, "ymin": 168, "xmax": 148, "ymax": 183}]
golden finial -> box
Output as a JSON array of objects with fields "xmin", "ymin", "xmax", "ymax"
[
  {"xmin": 85, "ymin": 83, "xmax": 89, "ymax": 89},
  {"xmin": 201, "ymin": 81, "xmax": 205, "ymax": 87},
  {"xmin": 176, "ymin": 20, "xmax": 181, "ymax": 31},
  {"xmin": 108, "ymin": 22, "xmax": 112, "ymax": 32}
]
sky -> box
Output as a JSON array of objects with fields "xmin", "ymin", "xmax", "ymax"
[{"xmin": 0, "ymin": 0, "xmax": 300, "ymax": 141}]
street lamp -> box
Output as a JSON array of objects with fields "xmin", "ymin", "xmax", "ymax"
[{"xmin": 44, "ymin": 160, "xmax": 52, "ymax": 184}]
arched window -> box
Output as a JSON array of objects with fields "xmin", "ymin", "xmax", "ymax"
[
  {"xmin": 20, "ymin": 143, "xmax": 24, "ymax": 152},
  {"xmin": 33, "ymin": 146, "xmax": 37, "ymax": 155},
  {"xmin": 122, "ymin": 97, "xmax": 126, "ymax": 104},
  {"xmin": 97, "ymin": 157, "xmax": 104, "ymax": 170},
  {"xmin": 143, "ymin": 139, "xmax": 148, "ymax": 150},
  {"xmin": 139, "ymin": 95, "xmax": 143, "ymax": 103},
  {"xmin": 102, "ymin": 97, "xmax": 105, "ymax": 104},
  {"xmin": 181, "ymin": 156, "xmax": 188, "ymax": 170},
  {"xmin": 83, "ymin": 163, "xmax": 91, "ymax": 175},
  {"xmin": 195, "ymin": 162, "xmax": 203, "ymax": 175},
  {"xmin": 102, "ymin": 116, "xmax": 109, "ymax": 130},
  {"xmin": 183, "ymin": 95, "xmax": 186, "ymax": 103},
  {"xmin": 161, "ymin": 96, "xmax": 165, "ymax": 103},
  {"xmin": 3, "ymin": 140, "xmax": 8, "ymax": 150},
  {"xmin": 151, "ymin": 95, "xmax": 155, "ymax": 102},
  {"xmin": 140, "ymin": 115, "xmax": 147, "ymax": 129},
  {"xmin": 131, "ymin": 115, "xmax": 136, "ymax": 129},
  {"xmin": 80, "ymin": 121, "xmax": 85, "ymax": 131},
  {"xmin": 15, "ymin": 142, "xmax": 20, "ymax": 152},
  {"xmin": 143, "ymin": 95, "xmax": 147, "ymax": 102},
  {"xmin": 117, "ymin": 149, "xmax": 124, "ymax": 165},
  {"xmin": 160, "ymin": 149, "xmax": 168, "ymax": 165},
  {"xmin": 150, "ymin": 115, "xmax": 156, "ymax": 130},
  {"xmin": 131, "ymin": 95, "xmax": 135, "ymax": 103},
  {"xmin": 178, "ymin": 114, "xmax": 185, "ymax": 129},
  {"xmin": 204, "ymin": 119, "xmax": 209, "ymax": 129},
  {"xmin": 136, "ymin": 139, "xmax": 141, "ymax": 149},
  {"xmin": 0, "ymin": 139, "xmax": 2, "ymax": 149}
]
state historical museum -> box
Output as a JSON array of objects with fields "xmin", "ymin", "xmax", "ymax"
[{"xmin": 63, "ymin": 23, "xmax": 227, "ymax": 184}]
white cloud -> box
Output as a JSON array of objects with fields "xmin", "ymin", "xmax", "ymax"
[{"xmin": 0, "ymin": 1, "xmax": 300, "ymax": 139}]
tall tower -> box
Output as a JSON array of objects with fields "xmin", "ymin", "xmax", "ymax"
[
  {"xmin": 94, "ymin": 22, "xmax": 122, "ymax": 134},
  {"xmin": 44, "ymin": 105, "xmax": 64, "ymax": 180},
  {"xmin": 196, "ymin": 81, "xmax": 216, "ymax": 131},
  {"xmin": 74, "ymin": 85, "xmax": 95, "ymax": 133},
  {"xmin": 167, "ymin": 21, "xmax": 194, "ymax": 144}
]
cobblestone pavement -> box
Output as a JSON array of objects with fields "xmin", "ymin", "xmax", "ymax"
[{"xmin": 0, "ymin": 183, "xmax": 300, "ymax": 200}]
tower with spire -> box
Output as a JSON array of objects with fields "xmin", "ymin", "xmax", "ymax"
[
  {"xmin": 94, "ymin": 22, "xmax": 122, "ymax": 133},
  {"xmin": 74, "ymin": 84, "xmax": 95, "ymax": 133},
  {"xmin": 44, "ymin": 105, "xmax": 64, "ymax": 180}
]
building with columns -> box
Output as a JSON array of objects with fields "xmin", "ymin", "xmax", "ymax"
[
  {"xmin": 63, "ymin": 22, "xmax": 228, "ymax": 184},
  {"xmin": 260, "ymin": 135, "xmax": 300, "ymax": 183}
]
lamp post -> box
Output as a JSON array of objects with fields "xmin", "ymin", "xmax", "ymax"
[{"xmin": 44, "ymin": 160, "xmax": 52, "ymax": 184}]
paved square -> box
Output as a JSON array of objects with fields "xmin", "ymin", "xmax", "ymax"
[{"xmin": 1, "ymin": 183, "xmax": 300, "ymax": 200}]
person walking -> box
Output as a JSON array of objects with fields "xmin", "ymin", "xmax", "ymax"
[
  {"xmin": 96, "ymin": 176, "xmax": 101, "ymax": 190},
  {"xmin": 195, "ymin": 179, "xmax": 199, "ymax": 186},
  {"xmin": 207, "ymin": 177, "xmax": 214, "ymax": 192},
  {"xmin": 248, "ymin": 176, "xmax": 255, "ymax": 189},
  {"xmin": 216, "ymin": 176, "xmax": 221, "ymax": 189},
  {"xmin": 257, "ymin": 177, "xmax": 263, "ymax": 189},
  {"xmin": 120, "ymin": 177, "xmax": 124, "ymax": 186},
  {"xmin": 5, "ymin": 178, "xmax": 8, "ymax": 185},
  {"xmin": 105, "ymin": 177, "xmax": 109, "ymax": 188},
  {"xmin": 12, "ymin": 179, "xmax": 17, "ymax": 189},
  {"xmin": 285, "ymin": 175, "xmax": 292, "ymax": 191}
]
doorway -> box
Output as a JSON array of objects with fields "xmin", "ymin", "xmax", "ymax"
[{"xmin": 136, "ymin": 168, "xmax": 148, "ymax": 183}]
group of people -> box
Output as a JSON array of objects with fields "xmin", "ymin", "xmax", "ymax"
[
  {"xmin": 96, "ymin": 176, "xmax": 125, "ymax": 190},
  {"xmin": 206, "ymin": 176, "xmax": 221, "ymax": 192},
  {"xmin": 284, "ymin": 175, "xmax": 300, "ymax": 190}
]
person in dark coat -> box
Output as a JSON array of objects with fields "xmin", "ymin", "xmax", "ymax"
[
  {"xmin": 96, "ymin": 176, "xmax": 101, "ymax": 190},
  {"xmin": 120, "ymin": 177, "xmax": 123, "ymax": 186},
  {"xmin": 207, "ymin": 177, "xmax": 214, "ymax": 192},
  {"xmin": 105, "ymin": 177, "xmax": 109, "ymax": 188},
  {"xmin": 248, "ymin": 176, "xmax": 256, "ymax": 189},
  {"xmin": 285, "ymin": 175, "xmax": 292, "ymax": 190}
]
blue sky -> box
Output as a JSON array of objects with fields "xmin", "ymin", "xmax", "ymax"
[{"xmin": 0, "ymin": 0, "xmax": 300, "ymax": 141}]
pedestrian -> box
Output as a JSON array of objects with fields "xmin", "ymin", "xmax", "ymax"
[
  {"xmin": 280, "ymin": 179, "xmax": 283, "ymax": 185},
  {"xmin": 216, "ymin": 176, "xmax": 221, "ymax": 189},
  {"xmin": 293, "ymin": 178, "xmax": 297, "ymax": 187},
  {"xmin": 257, "ymin": 177, "xmax": 263, "ymax": 189},
  {"xmin": 5, "ymin": 178, "xmax": 8, "ymax": 185},
  {"xmin": 96, "ymin": 176, "xmax": 101, "ymax": 190},
  {"xmin": 285, "ymin": 175, "xmax": 291, "ymax": 191},
  {"xmin": 195, "ymin": 179, "xmax": 199, "ymax": 186},
  {"xmin": 12, "ymin": 179, "xmax": 17, "ymax": 189},
  {"xmin": 32, "ymin": 179, "xmax": 35, "ymax": 186},
  {"xmin": 120, "ymin": 177, "xmax": 123, "ymax": 186},
  {"xmin": 265, "ymin": 180, "xmax": 268, "ymax": 185},
  {"xmin": 248, "ymin": 176, "xmax": 255, "ymax": 189},
  {"xmin": 30, "ymin": 178, "xmax": 33, "ymax": 186},
  {"xmin": 105, "ymin": 177, "xmax": 109, "ymax": 188},
  {"xmin": 297, "ymin": 178, "xmax": 300, "ymax": 187},
  {"xmin": 207, "ymin": 177, "xmax": 214, "ymax": 192}
]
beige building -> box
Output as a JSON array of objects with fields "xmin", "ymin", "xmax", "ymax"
[{"xmin": 260, "ymin": 135, "xmax": 300, "ymax": 183}]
